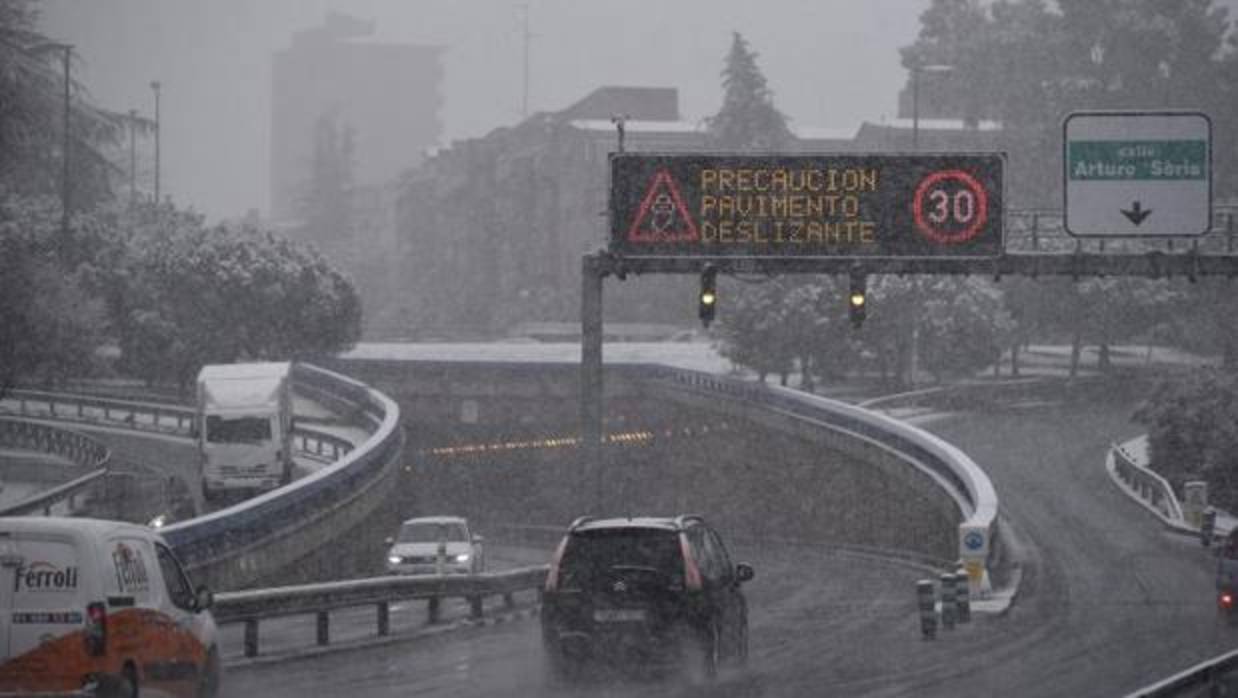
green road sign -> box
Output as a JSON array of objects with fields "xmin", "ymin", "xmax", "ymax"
[
  {"xmin": 1068, "ymin": 140, "xmax": 1207, "ymax": 181},
  {"xmin": 1063, "ymin": 111, "xmax": 1212, "ymax": 237},
  {"xmin": 609, "ymin": 153, "xmax": 1004, "ymax": 259}
]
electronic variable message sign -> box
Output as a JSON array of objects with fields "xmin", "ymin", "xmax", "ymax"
[{"xmin": 609, "ymin": 153, "xmax": 1004, "ymax": 259}]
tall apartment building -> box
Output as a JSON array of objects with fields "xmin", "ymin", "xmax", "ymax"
[{"xmin": 270, "ymin": 12, "xmax": 443, "ymax": 223}]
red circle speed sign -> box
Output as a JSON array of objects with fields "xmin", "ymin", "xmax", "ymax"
[{"xmin": 913, "ymin": 169, "xmax": 989, "ymax": 245}]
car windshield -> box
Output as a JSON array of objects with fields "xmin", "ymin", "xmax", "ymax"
[
  {"xmin": 559, "ymin": 529, "xmax": 682, "ymax": 587},
  {"xmin": 398, "ymin": 522, "xmax": 469, "ymax": 543},
  {"xmin": 205, "ymin": 415, "xmax": 272, "ymax": 444}
]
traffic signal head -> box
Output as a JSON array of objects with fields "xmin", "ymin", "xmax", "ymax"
[
  {"xmin": 848, "ymin": 273, "xmax": 867, "ymax": 329},
  {"xmin": 699, "ymin": 264, "xmax": 718, "ymax": 327}
]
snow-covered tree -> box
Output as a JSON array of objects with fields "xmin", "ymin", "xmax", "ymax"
[{"xmin": 706, "ymin": 32, "xmax": 794, "ymax": 152}]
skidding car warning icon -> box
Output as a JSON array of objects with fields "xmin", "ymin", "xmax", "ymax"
[{"xmin": 626, "ymin": 169, "xmax": 699, "ymax": 243}]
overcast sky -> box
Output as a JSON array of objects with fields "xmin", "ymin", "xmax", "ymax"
[{"xmin": 40, "ymin": 1, "xmax": 932, "ymax": 220}]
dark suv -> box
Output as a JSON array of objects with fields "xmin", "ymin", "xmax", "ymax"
[{"xmin": 540, "ymin": 515, "xmax": 754, "ymax": 681}]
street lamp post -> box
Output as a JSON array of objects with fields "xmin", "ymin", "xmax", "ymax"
[
  {"xmin": 58, "ymin": 44, "xmax": 71, "ymax": 259},
  {"xmin": 128, "ymin": 109, "xmax": 138, "ymax": 208},
  {"xmin": 150, "ymin": 80, "xmax": 161, "ymax": 203}
]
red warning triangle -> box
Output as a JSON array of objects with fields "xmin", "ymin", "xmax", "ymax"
[{"xmin": 626, "ymin": 169, "xmax": 699, "ymax": 243}]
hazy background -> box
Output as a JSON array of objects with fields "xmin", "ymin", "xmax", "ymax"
[{"xmin": 38, "ymin": 0, "xmax": 931, "ymax": 221}]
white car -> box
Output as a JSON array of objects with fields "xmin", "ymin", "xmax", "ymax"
[{"xmin": 385, "ymin": 516, "xmax": 485, "ymax": 575}]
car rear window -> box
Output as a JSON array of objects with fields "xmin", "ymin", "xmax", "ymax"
[{"xmin": 559, "ymin": 529, "xmax": 681, "ymax": 588}]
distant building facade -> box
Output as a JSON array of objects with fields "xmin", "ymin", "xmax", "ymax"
[
  {"xmin": 391, "ymin": 85, "xmax": 1005, "ymax": 339},
  {"xmin": 270, "ymin": 12, "xmax": 443, "ymax": 222}
]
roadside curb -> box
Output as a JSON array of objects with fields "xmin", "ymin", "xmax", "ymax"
[{"xmin": 223, "ymin": 603, "xmax": 541, "ymax": 671}]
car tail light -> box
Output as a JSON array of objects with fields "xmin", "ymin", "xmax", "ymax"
[
  {"xmin": 545, "ymin": 537, "xmax": 569, "ymax": 592},
  {"xmin": 679, "ymin": 534, "xmax": 702, "ymax": 591},
  {"xmin": 84, "ymin": 602, "xmax": 107, "ymax": 656},
  {"xmin": 1222, "ymin": 593, "xmax": 1234, "ymax": 609}
]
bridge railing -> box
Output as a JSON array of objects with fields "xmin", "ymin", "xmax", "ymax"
[
  {"xmin": 215, "ymin": 566, "xmax": 546, "ymax": 658},
  {"xmin": 0, "ymin": 417, "xmax": 113, "ymax": 517},
  {"xmin": 1, "ymin": 389, "xmax": 358, "ymax": 462},
  {"xmin": 625, "ymin": 364, "xmax": 1000, "ymax": 588},
  {"xmin": 1110, "ymin": 440, "xmax": 1189, "ymax": 531},
  {"xmin": 1004, "ymin": 205, "xmax": 1238, "ymax": 253},
  {"xmin": 0, "ymin": 416, "xmax": 112, "ymax": 469}
]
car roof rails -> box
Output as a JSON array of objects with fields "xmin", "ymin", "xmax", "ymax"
[
  {"xmin": 568, "ymin": 516, "xmax": 595, "ymax": 531},
  {"xmin": 674, "ymin": 514, "xmax": 705, "ymax": 528}
]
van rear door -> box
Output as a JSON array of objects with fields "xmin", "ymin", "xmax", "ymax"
[
  {"xmin": 0, "ymin": 532, "xmax": 19, "ymax": 658},
  {"xmin": 7, "ymin": 531, "xmax": 85, "ymax": 660}
]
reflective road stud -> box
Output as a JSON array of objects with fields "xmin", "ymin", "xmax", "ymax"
[
  {"xmin": 917, "ymin": 579, "xmax": 937, "ymax": 639},
  {"xmin": 955, "ymin": 570, "xmax": 971, "ymax": 624},
  {"xmin": 940, "ymin": 573, "xmax": 956, "ymax": 631}
]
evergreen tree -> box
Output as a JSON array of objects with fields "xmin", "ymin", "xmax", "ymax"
[
  {"xmin": 706, "ymin": 32, "xmax": 794, "ymax": 151},
  {"xmin": 0, "ymin": 0, "xmax": 126, "ymax": 205}
]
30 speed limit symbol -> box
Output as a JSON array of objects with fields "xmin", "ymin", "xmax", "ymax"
[{"xmin": 912, "ymin": 169, "xmax": 990, "ymax": 245}]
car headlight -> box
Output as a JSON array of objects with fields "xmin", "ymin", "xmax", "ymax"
[
  {"xmin": 455, "ymin": 553, "xmax": 471, "ymax": 563},
  {"xmin": 388, "ymin": 555, "xmax": 402, "ymax": 565}
]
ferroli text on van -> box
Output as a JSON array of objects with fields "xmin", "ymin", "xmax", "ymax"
[
  {"xmin": 0, "ymin": 517, "xmax": 219, "ymax": 697},
  {"xmin": 196, "ymin": 361, "xmax": 294, "ymax": 502}
]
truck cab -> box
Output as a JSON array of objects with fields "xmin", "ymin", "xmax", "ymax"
[{"xmin": 196, "ymin": 362, "xmax": 294, "ymax": 501}]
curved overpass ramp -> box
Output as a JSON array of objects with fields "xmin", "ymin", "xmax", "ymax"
[{"xmin": 232, "ymin": 366, "xmax": 1235, "ymax": 697}]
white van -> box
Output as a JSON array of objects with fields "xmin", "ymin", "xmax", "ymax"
[{"xmin": 0, "ymin": 517, "xmax": 219, "ymax": 697}]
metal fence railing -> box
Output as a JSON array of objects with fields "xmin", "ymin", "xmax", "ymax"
[
  {"xmin": 0, "ymin": 417, "xmax": 111, "ymax": 469},
  {"xmin": 1110, "ymin": 441, "xmax": 1188, "ymax": 530},
  {"xmin": 215, "ymin": 566, "xmax": 547, "ymax": 658}
]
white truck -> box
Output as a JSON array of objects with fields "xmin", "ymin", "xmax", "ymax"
[{"xmin": 195, "ymin": 362, "xmax": 294, "ymax": 501}]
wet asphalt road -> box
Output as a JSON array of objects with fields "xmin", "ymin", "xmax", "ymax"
[{"xmin": 226, "ymin": 393, "xmax": 1238, "ymax": 697}]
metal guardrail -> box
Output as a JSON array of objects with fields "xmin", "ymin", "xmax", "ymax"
[
  {"xmin": 1110, "ymin": 441, "xmax": 1188, "ymax": 528},
  {"xmin": 4, "ymin": 389, "xmax": 194, "ymax": 435},
  {"xmin": 1, "ymin": 390, "xmax": 356, "ymax": 461},
  {"xmin": 215, "ymin": 566, "xmax": 547, "ymax": 658},
  {"xmin": 1125, "ymin": 647, "xmax": 1238, "ymax": 697},
  {"xmin": 0, "ymin": 467, "xmax": 109, "ymax": 517},
  {"xmin": 0, "ymin": 417, "xmax": 113, "ymax": 517},
  {"xmin": 0, "ymin": 417, "xmax": 111, "ymax": 469}
]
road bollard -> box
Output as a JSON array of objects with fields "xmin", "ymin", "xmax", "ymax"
[
  {"xmin": 1202, "ymin": 508, "xmax": 1218, "ymax": 548},
  {"xmin": 940, "ymin": 573, "xmax": 956, "ymax": 631},
  {"xmin": 955, "ymin": 570, "xmax": 971, "ymax": 624},
  {"xmin": 917, "ymin": 579, "xmax": 937, "ymax": 640}
]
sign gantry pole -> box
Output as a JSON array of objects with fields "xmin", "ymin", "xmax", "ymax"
[{"xmin": 581, "ymin": 253, "xmax": 605, "ymax": 514}]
